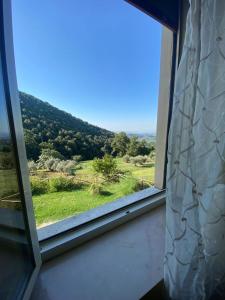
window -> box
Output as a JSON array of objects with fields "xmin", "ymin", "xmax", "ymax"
[{"xmin": 11, "ymin": 0, "xmax": 174, "ymax": 230}]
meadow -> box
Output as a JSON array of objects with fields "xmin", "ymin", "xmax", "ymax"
[{"xmin": 32, "ymin": 158, "xmax": 155, "ymax": 227}]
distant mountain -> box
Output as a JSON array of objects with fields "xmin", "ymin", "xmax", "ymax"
[{"xmin": 20, "ymin": 92, "xmax": 114, "ymax": 160}]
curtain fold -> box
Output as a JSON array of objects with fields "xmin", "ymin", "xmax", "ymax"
[{"xmin": 164, "ymin": 1, "xmax": 225, "ymax": 299}]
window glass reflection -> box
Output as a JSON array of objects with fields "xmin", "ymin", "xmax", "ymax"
[{"xmin": 0, "ymin": 58, "xmax": 34, "ymax": 299}]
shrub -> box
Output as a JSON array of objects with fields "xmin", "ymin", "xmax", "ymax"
[
  {"xmin": 45, "ymin": 158, "xmax": 59, "ymax": 171},
  {"xmin": 130, "ymin": 155, "xmax": 149, "ymax": 166},
  {"xmin": 72, "ymin": 155, "xmax": 82, "ymax": 162},
  {"xmin": 92, "ymin": 154, "xmax": 119, "ymax": 182},
  {"xmin": 36, "ymin": 149, "xmax": 64, "ymax": 170},
  {"xmin": 123, "ymin": 154, "xmax": 130, "ymax": 163},
  {"xmin": 132, "ymin": 179, "xmax": 151, "ymax": 192},
  {"xmin": 89, "ymin": 181, "xmax": 104, "ymax": 195},
  {"xmin": 55, "ymin": 160, "xmax": 65, "ymax": 173},
  {"xmin": 53, "ymin": 160, "xmax": 77, "ymax": 174},
  {"xmin": 28, "ymin": 160, "xmax": 37, "ymax": 173},
  {"xmin": 49, "ymin": 176, "xmax": 78, "ymax": 192},
  {"xmin": 51, "ymin": 158, "xmax": 60, "ymax": 171},
  {"xmin": 149, "ymin": 150, "xmax": 156, "ymax": 162},
  {"xmin": 30, "ymin": 178, "xmax": 49, "ymax": 195},
  {"xmin": 63, "ymin": 160, "xmax": 77, "ymax": 175}
]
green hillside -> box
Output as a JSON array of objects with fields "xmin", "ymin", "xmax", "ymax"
[{"xmin": 20, "ymin": 92, "xmax": 114, "ymax": 160}]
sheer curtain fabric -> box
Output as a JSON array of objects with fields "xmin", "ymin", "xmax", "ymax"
[{"xmin": 165, "ymin": 1, "xmax": 225, "ymax": 299}]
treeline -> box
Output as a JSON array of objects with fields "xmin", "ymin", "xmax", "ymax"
[
  {"xmin": 111, "ymin": 132, "xmax": 155, "ymax": 157},
  {"xmin": 20, "ymin": 92, "xmax": 155, "ymax": 161},
  {"xmin": 26, "ymin": 131, "xmax": 155, "ymax": 163}
]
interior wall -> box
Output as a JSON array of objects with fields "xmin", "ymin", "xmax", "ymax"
[{"xmin": 31, "ymin": 205, "xmax": 165, "ymax": 300}]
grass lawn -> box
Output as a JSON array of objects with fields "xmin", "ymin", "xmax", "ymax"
[
  {"xmin": 32, "ymin": 158, "xmax": 155, "ymax": 227},
  {"xmin": 77, "ymin": 158, "xmax": 155, "ymax": 183}
]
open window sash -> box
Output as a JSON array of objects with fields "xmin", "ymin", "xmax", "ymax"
[{"xmin": 0, "ymin": 1, "xmax": 41, "ymax": 299}]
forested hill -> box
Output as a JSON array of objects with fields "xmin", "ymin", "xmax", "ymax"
[{"xmin": 20, "ymin": 92, "xmax": 114, "ymax": 160}]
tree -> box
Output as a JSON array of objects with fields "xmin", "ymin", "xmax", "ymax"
[
  {"xmin": 127, "ymin": 136, "xmax": 139, "ymax": 157},
  {"xmin": 111, "ymin": 132, "xmax": 130, "ymax": 157},
  {"xmin": 39, "ymin": 142, "xmax": 54, "ymax": 150},
  {"xmin": 36, "ymin": 149, "xmax": 64, "ymax": 169},
  {"xmin": 23, "ymin": 129, "xmax": 40, "ymax": 160},
  {"xmin": 40, "ymin": 148, "xmax": 64, "ymax": 160},
  {"xmin": 101, "ymin": 139, "xmax": 113, "ymax": 155},
  {"xmin": 138, "ymin": 140, "xmax": 151, "ymax": 156},
  {"xmin": 92, "ymin": 154, "xmax": 119, "ymax": 181},
  {"xmin": 44, "ymin": 158, "xmax": 60, "ymax": 171}
]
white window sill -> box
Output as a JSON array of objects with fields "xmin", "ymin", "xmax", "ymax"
[{"xmin": 38, "ymin": 187, "xmax": 166, "ymax": 262}]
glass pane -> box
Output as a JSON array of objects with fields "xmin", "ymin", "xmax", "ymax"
[
  {"xmin": 0, "ymin": 56, "xmax": 34, "ymax": 299},
  {"xmin": 12, "ymin": 0, "xmax": 163, "ymax": 228}
]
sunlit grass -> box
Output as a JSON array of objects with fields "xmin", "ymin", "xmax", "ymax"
[{"xmin": 33, "ymin": 159, "xmax": 155, "ymax": 227}]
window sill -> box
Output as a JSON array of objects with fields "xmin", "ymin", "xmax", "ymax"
[{"xmin": 39, "ymin": 187, "xmax": 166, "ymax": 262}]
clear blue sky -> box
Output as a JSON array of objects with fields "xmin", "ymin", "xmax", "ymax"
[{"xmin": 11, "ymin": 0, "xmax": 162, "ymax": 134}]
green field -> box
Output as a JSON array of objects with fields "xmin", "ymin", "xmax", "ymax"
[{"xmin": 33, "ymin": 158, "xmax": 155, "ymax": 227}]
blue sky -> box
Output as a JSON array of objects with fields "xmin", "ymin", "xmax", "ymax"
[{"xmin": 11, "ymin": 0, "xmax": 161, "ymax": 134}]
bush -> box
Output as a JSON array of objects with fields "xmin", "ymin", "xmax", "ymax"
[
  {"xmin": 72, "ymin": 155, "xmax": 82, "ymax": 162},
  {"xmin": 30, "ymin": 178, "xmax": 49, "ymax": 195},
  {"xmin": 132, "ymin": 179, "xmax": 151, "ymax": 192},
  {"xmin": 92, "ymin": 154, "xmax": 119, "ymax": 182},
  {"xmin": 55, "ymin": 160, "xmax": 65, "ymax": 173},
  {"xmin": 53, "ymin": 160, "xmax": 77, "ymax": 174},
  {"xmin": 149, "ymin": 150, "xmax": 156, "ymax": 162},
  {"xmin": 63, "ymin": 160, "xmax": 77, "ymax": 175},
  {"xmin": 49, "ymin": 176, "xmax": 78, "ymax": 192},
  {"xmin": 36, "ymin": 149, "xmax": 64, "ymax": 170},
  {"xmin": 28, "ymin": 160, "xmax": 37, "ymax": 173},
  {"xmin": 44, "ymin": 158, "xmax": 60, "ymax": 171},
  {"xmin": 89, "ymin": 181, "xmax": 104, "ymax": 195},
  {"xmin": 123, "ymin": 154, "xmax": 130, "ymax": 163},
  {"xmin": 130, "ymin": 155, "xmax": 149, "ymax": 166}
]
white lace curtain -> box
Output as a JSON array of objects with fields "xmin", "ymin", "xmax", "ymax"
[{"xmin": 164, "ymin": 1, "xmax": 225, "ymax": 299}]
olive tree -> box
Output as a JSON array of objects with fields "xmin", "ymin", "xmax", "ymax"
[{"xmin": 92, "ymin": 154, "xmax": 119, "ymax": 181}]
